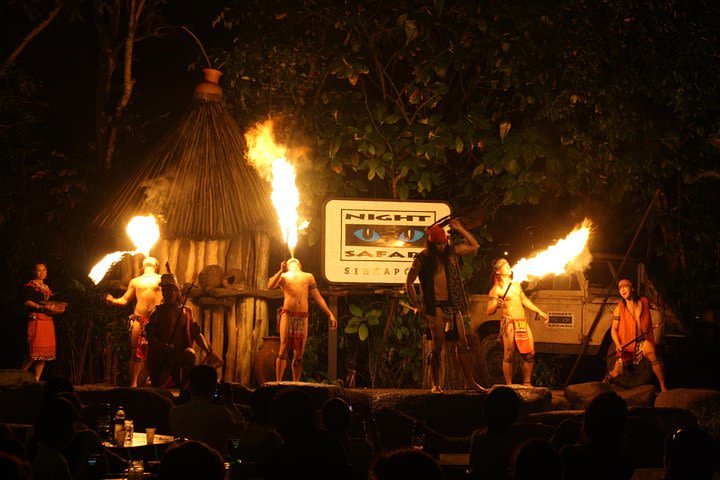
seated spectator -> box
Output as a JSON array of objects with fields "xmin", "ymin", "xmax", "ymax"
[
  {"xmin": 159, "ymin": 440, "xmax": 225, "ymax": 480},
  {"xmin": 469, "ymin": 386, "xmax": 522, "ymax": 480},
  {"xmin": 169, "ymin": 365, "xmax": 246, "ymax": 456},
  {"xmin": 266, "ymin": 388, "xmax": 348, "ymax": 479},
  {"xmin": 369, "ymin": 448, "xmax": 444, "ymax": 480},
  {"xmin": 321, "ymin": 397, "xmax": 375, "ymax": 480},
  {"xmin": 663, "ymin": 428, "xmax": 714, "ymax": 480},
  {"xmin": 561, "ymin": 391, "xmax": 633, "ymax": 480},
  {"xmin": 511, "ymin": 439, "xmax": 561, "ymax": 480},
  {"xmin": 0, "ymin": 424, "xmax": 26, "ymax": 460},
  {"xmin": 229, "ymin": 387, "xmax": 282, "ymax": 466},
  {"xmin": 0, "ymin": 452, "xmax": 32, "ymax": 480},
  {"xmin": 30, "ymin": 397, "xmax": 77, "ymax": 480}
]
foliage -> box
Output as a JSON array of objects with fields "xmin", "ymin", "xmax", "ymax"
[
  {"xmin": 341, "ymin": 295, "xmax": 425, "ymax": 388},
  {"xmin": 215, "ymin": 0, "xmax": 720, "ymax": 314},
  {"xmin": 56, "ymin": 280, "xmax": 130, "ymax": 385}
]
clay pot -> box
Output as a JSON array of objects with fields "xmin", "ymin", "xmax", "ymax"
[
  {"xmin": 193, "ymin": 68, "xmax": 223, "ymax": 100},
  {"xmin": 253, "ymin": 336, "xmax": 290, "ymax": 384}
]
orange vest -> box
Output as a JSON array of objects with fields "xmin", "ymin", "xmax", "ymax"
[{"xmin": 618, "ymin": 297, "xmax": 654, "ymax": 352}]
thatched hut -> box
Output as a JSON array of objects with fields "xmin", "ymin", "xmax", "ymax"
[{"xmin": 94, "ymin": 68, "xmax": 278, "ymax": 384}]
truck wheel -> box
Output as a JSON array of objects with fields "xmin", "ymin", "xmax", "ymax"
[
  {"xmin": 477, "ymin": 333, "xmax": 518, "ymax": 387},
  {"xmin": 602, "ymin": 342, "xmax": 654, "ymax": 388}
]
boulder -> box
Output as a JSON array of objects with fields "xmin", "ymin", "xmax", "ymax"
[
  {"xmin": 654, "ymin": 388, "xmax": 720, "ymax": 437},
  {"xmin": 564, "ymin": 382, "xmax": 656, "ymax": 409}
]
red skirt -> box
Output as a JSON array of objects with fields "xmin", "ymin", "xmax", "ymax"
[{"xmin": 28, "ymin": 313, "xmax": 56, "ymax": 360}]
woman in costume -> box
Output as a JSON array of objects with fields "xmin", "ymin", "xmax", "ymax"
[{"xmin": 22, "ymin": 263, "xmax": 60, "ymax": 381}]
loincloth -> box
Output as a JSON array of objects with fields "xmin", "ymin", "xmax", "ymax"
[
  {"xmin": 436, "ymin": 301, "xmax": 460, "ymax": 341},
  {"xmin": 500, "ymin": 317, "xmax": 533, "ymax": 354},
  {"xmin": 618, "ymin": 339, "xmax": 645, "ymax": 365},
  {"xmin": 129, "ymin": 314, "xmax": 150, "ymax": 361},
  {"xmin": 281, "ymin": 310, "xmax": 308, "ymax": 352}
]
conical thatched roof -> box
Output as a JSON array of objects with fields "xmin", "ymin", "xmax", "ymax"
[{"xmin": 94, "ymin": 74, "xmax": 274, "ymax": 240}]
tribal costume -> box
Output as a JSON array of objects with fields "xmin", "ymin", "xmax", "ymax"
[
  {"xmin": 23, "ymin": 281, "xmax": 56, "ymax": 361},
  {"xmin": 280, "ymin": 309, "xmax": 309, "ymax": 351},
  {"xmin": 500, "ymin": 317, "xmax": 533, "ymax": 354},
  {"xmin": 129, "ymin": 314, "xmax": 150, "ymax": 361},
  {"xmin": 617, "ymin": 297, "xmax": 654, "ymax": 365}
]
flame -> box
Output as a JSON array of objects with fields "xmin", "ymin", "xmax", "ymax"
[
  {"xmin": 88, "ymin": 215, "xmax": 160, "ymax": 284},
  {"xmin": 511, "ymin": 219, "xmax": 593, "ymax": 283},
  {"xmin": 126, "ymin": 215, "xmax": 160, "ymax": 256},
  {"xmin": 245, "ymin": 120, "xmax": 304, "ymax": 257}
]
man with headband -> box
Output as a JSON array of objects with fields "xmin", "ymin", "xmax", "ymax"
[
  {"xmin": 405, "ymin": 219, "xmax": 484, "ymax": 393},
  {"xmin": 606, "ymin": 279, "xmax": 667, "ymax": 391},
  {"xmin": 106, "ymin": 256, "xmax": 162, "ymax": 387},
  {"xmin": 268, "ymin": 258, "xmax": 337, "ymax": 382},
  {"xmin": 487, "ymin": 257, "xmax": 549, "ymax": 386}
]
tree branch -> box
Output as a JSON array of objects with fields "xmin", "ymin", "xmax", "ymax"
[{"xmin": 2, "ymin": 1, "xmax": 64, "ymax": 73}]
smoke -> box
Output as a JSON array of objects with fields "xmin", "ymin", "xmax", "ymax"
[{"xmin": 140, "ymin": 171, "xmax": 175, "ymax": 217}]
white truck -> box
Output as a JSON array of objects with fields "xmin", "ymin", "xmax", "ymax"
[{"xmin": 467, "ymin": 254, "xmax": 677, "ymax": 386}]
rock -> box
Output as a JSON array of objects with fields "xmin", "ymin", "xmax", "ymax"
[
  {"xmin": 616, "ymin": 384, "xmax": 656, "ymax": 407},
  {"xmin": 0, "ymin": 369, "xmax": 35, "ymax": 386},
  {"xmin": 257, "ymin": 381, "xmax": 343, "ymax": 411},
  {"xmin": 197, "ymin": 265, "xmax": 225, "ymax": 288},
  {"xmin": 654, "ymin": 388, "xmax": 720, "ymax": 437},
  {"xmin": 564, "ymin": 382, "xmax": 656, "ymax": 409},
  {"xmin": 564, "ymin": 382, "xmax": 613, "ymax": 409}
]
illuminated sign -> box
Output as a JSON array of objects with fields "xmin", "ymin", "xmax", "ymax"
[{"xmin": 323, "ymin": 199, "xmax": 451, "ymax": 284}]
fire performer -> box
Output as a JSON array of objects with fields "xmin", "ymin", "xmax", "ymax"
[
  {"xmin": 105, "ymin": 257, "xmax": 162, "ymax": 387},
  {"xmin": 267, "ymin": 258, "xmax": 337, "ymax": 382},
  {"xmin": 406, "ymin": 219, "xmax": 484, "ymax": 393},
  {"xmin": 146, "ymin": 273, "xmax": 222, "ymax": 388},
  {"xmin": 22, "ymin": 263, "xmax": 62, "ymax": 381},
  {"xmin": 606, "ymin": 279, "xmax": 667, "ymax": 392},
  {"xmin": 487, "ymin": 258, "xmax": 549, "ymax": 386}
]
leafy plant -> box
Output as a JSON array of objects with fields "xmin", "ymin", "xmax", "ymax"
[{"xmin": 344, "ymin": 303, "xmax": 381, "ymax": 341}]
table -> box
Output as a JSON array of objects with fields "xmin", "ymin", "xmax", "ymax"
[{"xmin": 103, "ymin": 432, "xmax": 175, "ymax": 449}]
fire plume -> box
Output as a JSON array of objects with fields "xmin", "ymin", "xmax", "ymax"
[
  {"xmin": 245, "ymin": 120, "xmax": 304, "ymax": 257},
  {"xmin": 89, "ymin": 215, "xmax": 160, "ymax": 284},
  {"xmin": 511, "ymin": 219, "xmax": 592, "ymax": 283}
]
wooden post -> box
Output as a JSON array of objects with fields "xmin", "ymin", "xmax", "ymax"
[{"xmin": 328, "ymin": 295, "xmax": 338, "ymax": 381}]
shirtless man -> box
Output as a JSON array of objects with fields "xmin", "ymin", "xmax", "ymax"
[
  {"xmin": 487, "ymin": 258, "xmax": 549, "ymax": 386},
  {"xmin": 406, "ymin": 219, "xmax": 484, "ymax": 393},
  {"xmin": 267, "ymin": 258, "xmax": 337, "ymax": 382},
  {"xmin": 607, "ymin": 278, "xmax": 667, "ymax": 391},
  {"xmin": 105, "ymin": 256, "xmax": 162, "ymax": 387}
]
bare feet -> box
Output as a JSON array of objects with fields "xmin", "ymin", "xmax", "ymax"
[
  {"xmin": 431, "ymin": 385, "xmax": 443, "ymax": 394},
  {"xmin": 464, "ymin": 382, "xmax": 489, "ymax": 393}
]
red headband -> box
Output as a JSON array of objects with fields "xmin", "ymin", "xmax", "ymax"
[{"xmin": 426, "ymin": 225, "xmax": 447, "ymax": 243}]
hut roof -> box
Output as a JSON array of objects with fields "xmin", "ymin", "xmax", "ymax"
[{"xmin": 94, "ymin": 99, "xmax": 275, "ymax": 240}]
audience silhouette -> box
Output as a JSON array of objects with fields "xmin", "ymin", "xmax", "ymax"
[
  {"xmin": 169, "ymin": 365, "xmax": 246, "ymax": 455},
  {"xmin": 663, "ymin": 427, "xmax": 714, "ymax": 480},
  {"xmin": 511, "ymin": 438, "xmax": 561, "ymax": 480},
  {"xmin": 469, "ymin": 386, "xmax": 522, "ymax": 480},
  {"xmin": 369, "ymin": 447, "xmax": 444, "ymax": 480},
  {"xmin": 159, "ymin": 440, "xmax": 225, "ymax": 480},
  {"xmin": 560, "ymin": 391, "xmax": 633, "ymax": 480}
]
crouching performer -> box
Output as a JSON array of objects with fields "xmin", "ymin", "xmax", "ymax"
[
  {"xmin": 606, "ymin": 278, "xmax": 667, "ymax": 391},
  {"xmin": 146, "ymin": 273, "xmax": 222, "ymax": 388},
  {"xmin": 487, "ymin": 258, "xmax": 549, "ymax": 386},
  {"xmin": 267, "ymin": 258, "xmax": 337, "ymax": 382},
  {"xmin": 406, "ymin": 219, "xmax": 484, "ymax": 393}
]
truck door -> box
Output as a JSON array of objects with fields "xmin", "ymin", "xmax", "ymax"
[{"xmin": 526, "ymin": 272, "xmax": 584, "ymax": 348}]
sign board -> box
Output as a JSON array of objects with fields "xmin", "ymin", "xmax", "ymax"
[{"xmin": 323, "ymin": 199, "xmax": 451, "ymax": 285}]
